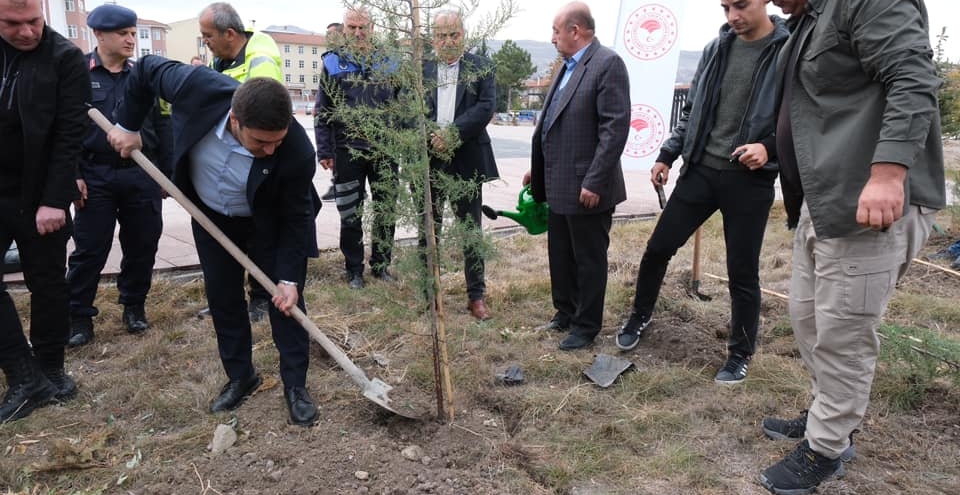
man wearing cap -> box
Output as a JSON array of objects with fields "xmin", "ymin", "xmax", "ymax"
[
  {"xmin": 65, "ymin": 4, "xmax": 172, "ymax": 347},
  {"xmin": 0, "ymin": 0, "xmax": 89, "ymax": 421}
]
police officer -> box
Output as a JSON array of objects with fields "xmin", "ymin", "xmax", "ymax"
[
  {"xmin": 314, "ymin": 7, "xmax": 400, "ymax": 289},
  {"xmin": 66, "ymin": 4, "xmax": 171, "ymax": 347}
]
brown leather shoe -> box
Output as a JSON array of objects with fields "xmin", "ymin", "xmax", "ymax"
[{"xmin": 467, "ymin": 299, "xmax": 491, "ymax": 321}]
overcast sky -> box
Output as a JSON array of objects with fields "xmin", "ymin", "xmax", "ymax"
[{"xmin": 87, "ymin": 0, "xmax": 960, "ymax": 60}]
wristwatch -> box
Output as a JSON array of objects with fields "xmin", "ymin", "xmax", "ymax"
[{"xmin": 278, "ymin": 280, "xmax": 298, "ymax": 287}]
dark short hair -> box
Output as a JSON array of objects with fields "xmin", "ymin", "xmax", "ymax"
[
  {"xmin": 202, "ymin": 2, "xmax": 245, "ymax": 34},
  {"xmin": 231, "ymin": 78, "xmax": 292, "ymax": 131},
  {"xmin": 326, "ymin": 22, "xmax": 343, "ymax": 31}
]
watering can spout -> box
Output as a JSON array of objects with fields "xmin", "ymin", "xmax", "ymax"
[{"xmin": 481, "ymin": 185, "xmax": 549, "ymax": 235}]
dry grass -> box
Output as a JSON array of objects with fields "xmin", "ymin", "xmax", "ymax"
[{"xmin": 0, "ymin": 202, "xmax": 958, "ymax": 494}]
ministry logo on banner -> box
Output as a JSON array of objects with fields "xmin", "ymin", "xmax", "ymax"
[{"xmin": 614, "ymin": 1, "xmax": 685, "ymax": 167}]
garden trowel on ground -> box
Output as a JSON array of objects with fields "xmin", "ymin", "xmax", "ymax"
[{"xmin": 482, "ymin": 185, "xmax": 549, "ymax": 235}]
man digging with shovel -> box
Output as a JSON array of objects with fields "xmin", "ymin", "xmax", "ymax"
[{"xmin": 107, "ymin": 57, "xmax": 322, "ymax": 426}]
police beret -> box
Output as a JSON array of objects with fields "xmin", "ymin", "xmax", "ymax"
[{"xmin": 87, "ymin": 4, "xmax": 138, "ymax": 31}]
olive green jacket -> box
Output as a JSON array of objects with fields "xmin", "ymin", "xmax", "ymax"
[{"xmin": 777, "ymin": 0, "xmax": 946, "ymax": 239}]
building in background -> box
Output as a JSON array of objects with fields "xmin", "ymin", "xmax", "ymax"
[
  {"xmin": 52, "ymin": 0, "xmax": 168, "ymax": 57},
  {"xmin": 261, "ymin": 26, "xmax": 327, "ymax": 110},
  {"xmin": 165, "ymin": 17, "xmax": 204, "ymax": 64}
]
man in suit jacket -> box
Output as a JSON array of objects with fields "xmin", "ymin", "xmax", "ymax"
[
  {"xmin": 523, "ymin": 2, "xmax": 630, "ymax": 350},
  {"xmin": 107, "ymin": 57, "xmax": 321, "ymax": 426},
  {"xmin": 423, "ymin": 10, "xmax": 499, "ymax": 320}
]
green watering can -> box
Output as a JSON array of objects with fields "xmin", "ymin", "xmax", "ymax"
[{"xmin": 482, "ymin": 185, "xmax": 549, "ymax": 235}]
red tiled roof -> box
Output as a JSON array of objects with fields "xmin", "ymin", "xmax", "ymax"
[
  {"xmin": 138, "ymin": 18, "xmax": 170, "ymax": 30},
  {"xmin": 264, "ymin": 32, "xmax": 327, "ymax": 46}
]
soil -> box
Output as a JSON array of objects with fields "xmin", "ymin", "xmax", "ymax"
[{"xmin": 1, "ymin": 142, "xmax": 959, "ymax": 494}]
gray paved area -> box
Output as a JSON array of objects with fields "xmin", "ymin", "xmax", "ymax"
[{"xmin": 6, "ymin": 117, "xmax": 674, "ymax": 281}]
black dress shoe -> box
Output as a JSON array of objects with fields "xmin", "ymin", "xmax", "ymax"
[
  {"xmin": 210, "ymin": 374, "xmax": 262, "ymax": 413},
  {"xmin": 67, "ymin": 317, "xmax": 94, "ymax": 348},
  {"xmin": 284, "ymin": 386, "xmax": 318, "ymax": 426},
  {"xmin": 122, "ymin": 304, "xmax": 149, "ymax": 334},
  {"xmin": 559, "ymin": 333, "xmax": 595, "ymax": 350}
]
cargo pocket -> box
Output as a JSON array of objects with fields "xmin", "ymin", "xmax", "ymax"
[{"xmin": 841, "ymin": 255, "xmax": 897, "ymax": 317}]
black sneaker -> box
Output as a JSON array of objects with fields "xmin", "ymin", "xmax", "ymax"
[
  {"xmin": 714, "ymin": 354, "xmax": 749, "ymax": 384},
  {"xmin": 763, "ymin": 411, "xmax": 857, "ymax": 462},
  {"xmin": 615, "ymin": 312, "xmax": 651, "ymax": 351},
  {"xmin": 759, "ymin": 440, "xmax": 844, "ymax": 495}
]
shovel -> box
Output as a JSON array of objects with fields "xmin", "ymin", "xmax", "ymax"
[{"xmin": 89, "ymin": 108, "xmax": 422, "ymax": 419}]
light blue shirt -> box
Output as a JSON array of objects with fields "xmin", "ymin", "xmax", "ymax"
[
  {"xmin": 557, "ymin": 44, "xmax": 588, "ymax": 92},
  {"xmin": 189, "ymin": 112, "xmax": 254, "ymax": 217}
]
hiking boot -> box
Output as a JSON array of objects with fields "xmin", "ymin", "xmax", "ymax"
[
  {"xmin": 0, "ymin": 356, "xmax": 58, "ymax": 423},
  {"xmin": 122, "ymin": 304, "xmax": 149, "ymax": 334},
  {"xmin": 759, "ymin": 440, "xmax": 844, "ymax": 495},
  {"xmin": 714, "ymin": 354, "xmax": 749, "ymax": 384},
  {"xmin": 615, "ymin": 312, "xmax": 651, "ymax": 351},
  {"xmin": 248, "ymin": 297, "xmax": 270, "ymax": 323},
  {"xmin": 372, "ymin": 269, "xmax": 395, "ymax": 283},
  {"xmin": 67, "ymin": 316, "xmax": 94, "ymax": 348},
  {"xmin": 763, "ymin": 411, "xmax": 857, "ymax": 462},
  {"xmin": 41, "ymin": 367, "xmax": 78, "ymax": 402},
  {"xmin": 321, "ymin": 185, "xmax": 336, "ymax": 201}
]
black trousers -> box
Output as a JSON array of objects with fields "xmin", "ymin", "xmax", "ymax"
[
  {"xmin": 67, "ymin": 163, "xmax": 162, "ymax": 318},
  {"xmin": 417, "ymin": 172, "xmax": 486, "ymax": 301},
  {"xmin": 632, "ymin": 165, "xmax": 775, "ymax": 358},
  {"xmin": 191, "ymin": 207, "xmax": 309, "ymax": 388},
  {"xmin": 0, "ymin": 198, "xmax": 70, "ymax": 370},
  {"xmin": 548, "ymin": 207, "xmax": 614, "ymax": 338},
  {"xmin": 333, "ymin": 147, "xmax": 398, "ymax": 275}
]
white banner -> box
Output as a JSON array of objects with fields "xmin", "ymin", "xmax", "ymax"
[{"xmin": 613, "ymin": 1, "xmax": 686, "ymax": 171}]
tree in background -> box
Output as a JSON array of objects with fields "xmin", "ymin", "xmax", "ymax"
[
  {"xmin": 492, "ymin": 40, "xmax": 535, "ymax": 111},
  {"xmin": 317, "ymin": 0, "xmax": 517, "ymax": 421},
  {"xmin": 935, "ymin": 28, "xmax": 960, "ymax": 139}
]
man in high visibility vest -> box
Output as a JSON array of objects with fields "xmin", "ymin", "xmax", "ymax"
[
  {"xmin": 198, "ymin": 2, "xmax": 282, "ymax": 83},
  {"xmin": 198, "ymin": 2, "xmax": 283, "ymax": 322}
]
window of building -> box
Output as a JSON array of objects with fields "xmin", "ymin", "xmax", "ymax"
[
  {"xmin": 284, "ymin": 59, "xmax": 291, "ymax": 68},
  {"xmin": 284, "ymin": 45, "xmax": 290, "ymax": 53},
  {"xmin": 81, "ymin": 28, "xmax": 87, "ymax": 40},
  {"xmin": 298, "ymin": 60, "xmax": 304, "ymax": 69},
  {"xmin": 298, "ymin": 45, "xmax": 304, "ymax": 54},
  {"xmin": 312, "ymin": 47, "xmax": 318, "ymax": 55},
  {"xmin": 153, "ymin": 30, "xmax": 162, "ymax": 41},
  {"xmin": 299, "ymin": 75, "xmax": 304, "ymax": 83},
  {"xmin": 66, "ymin": 24, "xmax": 77, "ymax": 39},
  {"xmin": 65, "ymin": 0, "xmax": 75, "ymax": 12},
  {"xmin": 312, "ymin": 60, "xmax": 318, "ymax": 70},
  {"xmin": 285, "ymin": 74, "xmax": 291, "ymax": 83},
  {"xmin": 140, "ymin": 29, "xmax": 149, "ymax": 39},
  {"xmin": 154, "ymin": 49, "xmax": 163, "ymax": 56},
  {"xmin": 313, "ymin": 74, "xmax": 319, "ymax": 84},
  {"xmin": 141, "ymin": 48, "xmax": 150, "ymax": 57}
]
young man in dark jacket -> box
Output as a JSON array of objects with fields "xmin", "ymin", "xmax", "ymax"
[
  {"xmin": 0, "ymin": 0, "xmax": 90, "ymax": 421},
  {"xmin": 615, "ymin": 0, "xmax": 788, "ymax": 385},
  {"xmin": 108, "ymin": 58, "xmax": 322, "ymax": 426}
]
